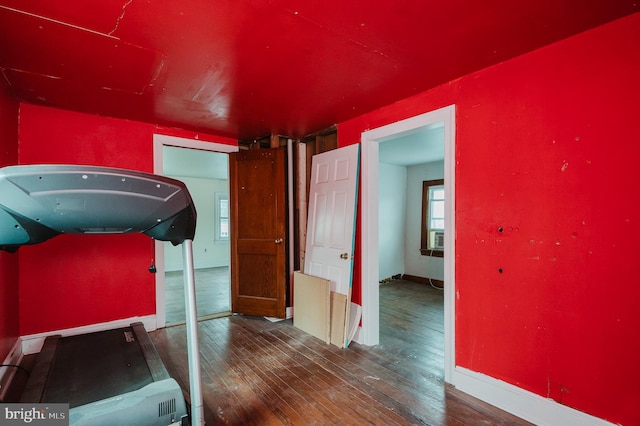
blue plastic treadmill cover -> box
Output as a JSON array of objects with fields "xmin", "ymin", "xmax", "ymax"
[{"xmin": 0, "ymin": 165, "xmax": 196, "ymax": 251}]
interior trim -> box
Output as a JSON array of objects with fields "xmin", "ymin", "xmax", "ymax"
[
  {"xmin": 454, "ymin": 367, "xmax": 614, "ymax": 425},
  {"xmin": 401, "ymin": 274, "xmax": 444, "ymax": 288}
]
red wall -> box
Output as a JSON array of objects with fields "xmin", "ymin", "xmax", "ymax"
[
  {"xmin": 339, "ymin": 13, "xmax": 640, "ymax": 426},
  {"xmin": 18, "ymin": 104, "xmax": 236, "ymax": 335},
  {"xmin": 0, "ymin": 82, "xmax": 19, "ymax": 361}
]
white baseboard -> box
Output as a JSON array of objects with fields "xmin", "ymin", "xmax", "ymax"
[
  {"xmin": 453, "ymin": 367, "xmax": 614, "ymax": 426},
  {"xmin": 0, "ymin": 338, "xmax": 23, "ymax": 401},
  {"xmin": 20, "ymin": 315, "xmax": 157, "ymax": 355}
]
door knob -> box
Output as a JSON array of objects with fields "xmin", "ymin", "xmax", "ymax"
[
  {"xmin": 340, "ymin": 252, "xmax": 349, "ymax": 259},
  {"xmin": 275, "ymin": 238, "xmax": 283, "ymax": 244}
]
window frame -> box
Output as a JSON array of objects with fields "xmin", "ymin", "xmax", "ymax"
[
  {"xmin": 215, "ymin": 192, "xmax": 229, "ymax": 241},
  {"xmin": 420, "ymin": 179, "xmax": 444, "ymax": 257}
]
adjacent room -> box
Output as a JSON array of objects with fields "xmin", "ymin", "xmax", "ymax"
[
  {"xmin": 1, "ymin": 2, "xmax": 638, "ymax": 425},
  {"xmin": 161, "ymin": 146, "xmax": 231, "ymax": 325}
]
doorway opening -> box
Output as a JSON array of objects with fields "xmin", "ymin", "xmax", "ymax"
[
  {"xmin": 360, "ymin": 105, "xmax": 456, "ymax": 382},
  {"xmin": 153, "ymin": 134, "xmax": 239, "ymax": 328},
  {"xmin": 376, "ymin": 123, "xmax": 445, "ymax": 384}
]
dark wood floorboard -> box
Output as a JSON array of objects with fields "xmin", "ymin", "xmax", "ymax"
[{"xmin": 151, "ymin": 280, "xmax": 532, "ymax": 425}]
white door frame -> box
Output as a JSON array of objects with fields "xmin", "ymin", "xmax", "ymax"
[
  {"xmin": 152, "ymin": 134, "xmax": 238, "ymax": 329},
  {"xmin": 359, "ymin": 104, "xmax": 456, "ymax": 383}
]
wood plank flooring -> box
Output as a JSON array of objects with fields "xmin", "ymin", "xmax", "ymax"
[
  {"xmin": 165, "ymin": 266, "xmax": 231, "ymax": 324},
  {"xmin": 151, "ymin": 280, "xmax": 531, "ymax": 425}
]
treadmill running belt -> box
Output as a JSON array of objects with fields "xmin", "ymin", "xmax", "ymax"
[{"xmin": 42, "ymin": 327, "xmax": 154, "ymax": 408}]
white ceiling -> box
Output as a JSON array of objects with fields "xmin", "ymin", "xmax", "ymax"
[
  {"xmin": 162, "ymin": 146, "xmax": 229, "ymax": 180},
  {"xmin": 378, "ymin": 123, "xmax": 445, "ymax": 166}
]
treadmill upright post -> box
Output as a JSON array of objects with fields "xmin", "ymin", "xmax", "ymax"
[{"xmin": 182, "ymin": 239, "xmax": 204, "ymax": 425}]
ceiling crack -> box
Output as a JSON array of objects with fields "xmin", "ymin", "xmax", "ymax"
[
  {"xmin": 109, "ymin": 0, "xmax": 134, "ymax": 36},
  {"xmin": 284, "ymin": 7, "xmax": 390, "ymax": 59}
]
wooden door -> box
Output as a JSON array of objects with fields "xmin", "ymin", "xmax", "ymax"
[{"xmin": 230, "ymin": 148, "xmax": 287, "ymax": 318}]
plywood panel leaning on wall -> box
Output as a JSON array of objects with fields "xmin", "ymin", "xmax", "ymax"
[{"xmin": 293, "ymin": 272, "xmax": 330, "ymax": 344}]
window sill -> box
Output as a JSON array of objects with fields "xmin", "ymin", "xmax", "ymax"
[{"xmin": 420, "ymin": 249, "xmax": 443, "ymax": 257}]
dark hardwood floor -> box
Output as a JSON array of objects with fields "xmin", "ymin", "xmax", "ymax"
[
  {"xmin": 151, "ymin": 280, "xmax": 531, "ymax": 425},
  {"xmin": 165, "ymin": 266, "xmax": 231, "ymax": 324}
]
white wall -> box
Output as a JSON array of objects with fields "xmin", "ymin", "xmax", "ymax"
[
  {"xmin": 405, "ymin": 160, "xmax": 444, "ymax": 281},
  {"xmin": 164, "ymin": 176, "xmax": 230, "ymax": 271},
  {"xmin": 378, "ymin": 162, "xmax": 407, "ymax": 280}
]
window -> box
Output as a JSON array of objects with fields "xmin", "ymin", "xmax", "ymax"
[
  {"xmin": 215, "ymin": 193, "xmax": 229, "ymax": 240},
  {"xmin": 421, "ymin": 179, "xmax": 444, "ymax": 257}
]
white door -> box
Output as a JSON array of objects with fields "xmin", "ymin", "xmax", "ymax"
[{"xmin": 304, "ymin": 144, "xmax": 360, "ymax": 297}]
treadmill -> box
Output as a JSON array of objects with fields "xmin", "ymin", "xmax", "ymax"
[{"xmin": 0, "ymin": 165, "xmax": 204, "ymax": 426}]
